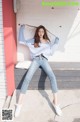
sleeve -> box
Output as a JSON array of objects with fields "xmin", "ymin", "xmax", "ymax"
[
  {"xmin": 18, "ymin": 25, "xmax": 34, "ymax": 46},
  {"xmin": 50, "ymin": 37, "xmax": 60, "ymax": 55}
]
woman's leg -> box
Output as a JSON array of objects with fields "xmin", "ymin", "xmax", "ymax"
[
  {"xmin": 15, "ymin": 59, "xmax": 40, "ymax": 117},
  {"xmin": 18, "ymin": 59, "xmax": 40, "ymax": 103},
  {"xmin": 41, "ymin": 58, "xmax": 62, "ymax": 116},
  {"xmin": 41, "ymin": 59, "xmax": 58, "ymax": 94},
  {"xmin": 41, "ymin": 60, "xmax": 59, "ymax": 102},
  {"xmin": 53, "ymin": 92, "xmax": 58, "ymax": 105}
]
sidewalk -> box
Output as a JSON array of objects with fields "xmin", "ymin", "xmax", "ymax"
[{"xmin": 9, "ymin": 89, "xmax": 80, "ymax": 122}]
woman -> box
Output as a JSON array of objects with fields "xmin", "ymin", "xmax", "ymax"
[{"xmin": 14, "ymin": 25, "xmax": 62, "ymax": 117}]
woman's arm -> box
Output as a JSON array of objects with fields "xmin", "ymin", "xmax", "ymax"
[
  {"xmin": 18, "ymin": 25, "xmax": 34, "ymax": 45},
  {"xmin": 50, "ymin": 37, "xmax": 60, "ymax": 55}
]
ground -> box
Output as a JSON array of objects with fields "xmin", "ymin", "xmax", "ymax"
[{"xmin": 8, "ymin": 89, "xmax": 80, "ymax": 122}]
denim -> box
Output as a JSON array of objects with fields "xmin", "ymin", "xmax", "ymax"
[{"xmin": 20, "ymin": 56, "xmax": 58, "ymax": 94}]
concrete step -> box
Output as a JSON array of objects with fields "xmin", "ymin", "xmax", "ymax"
[
  {"xmin": 15, "ymin": 62, "xmax": 80, "ymax": 70},
  {"xmin": 15, "ymin": 68, "xmax": 80, "ymax": 77},
  {"xmin": 14, "ymin": 68, "xmax": 80, "ymax": 90}
]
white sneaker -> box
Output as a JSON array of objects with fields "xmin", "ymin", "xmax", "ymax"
[
  {"xmin": 14, "ymin": 104, "xmax": 22, "ymax": 117},
  {"xmin": 54, "ymin": 104, "xmax": 62, "ymax": 116}
]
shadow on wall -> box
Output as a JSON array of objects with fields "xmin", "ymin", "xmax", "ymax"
[{"xmin": 67, "ymin": 20, "xmax": 80, "ymax": 40}]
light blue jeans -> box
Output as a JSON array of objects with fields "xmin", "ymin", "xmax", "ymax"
[{"xmin": 20, "ymin": 56, "xmax": 58, "ymax": 94}]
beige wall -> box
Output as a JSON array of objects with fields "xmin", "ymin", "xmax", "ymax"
[{"xmin": 16, "ymin": 0, "xmax": 80, "ymax": 62}]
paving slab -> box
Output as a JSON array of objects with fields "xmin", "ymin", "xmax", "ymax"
[
  {"xmin": 4, "ymin": 89, "xmax": 80, "ymax": 122},
  {"xmin": 14, "ymin": 90, "xmax": 55, "ymax": 122},
  {"xmin": 0, "ymin": 89, "xmax": 80, "ymax": 122},
  {"xmin": 55, "ymin": 104, "xmax": 80, "ymax": 122}
]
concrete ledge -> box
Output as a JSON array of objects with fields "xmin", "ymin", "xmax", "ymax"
[{"xmin": 15, "ymin": 62, "xmax": 80, "ymax": 70}]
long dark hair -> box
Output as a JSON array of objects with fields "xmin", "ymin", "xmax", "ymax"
[{"xmin": 34, "ymin": 25, "xmax": 50, "ymax": 47}]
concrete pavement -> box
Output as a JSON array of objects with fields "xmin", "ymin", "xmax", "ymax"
[{"xmin": 8, "ymin": 89, "xmax": 80, "ymax": 122}]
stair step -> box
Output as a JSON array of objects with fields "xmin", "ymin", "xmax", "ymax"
[
  {"xmin": 15, "ymin": 68, "xmax": 80, "ymax": 76},
  {"xmin": 15, "ymin": 62, "xmax": 80, "ymax": 70},
  {"xmin": 14, "ymin": 68, "xmax": 80, "ymax": 90}
]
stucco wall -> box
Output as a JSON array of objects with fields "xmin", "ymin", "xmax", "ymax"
[{"xmin": 16, "ymin": 0, "xmax": 80, "ymax": 62}]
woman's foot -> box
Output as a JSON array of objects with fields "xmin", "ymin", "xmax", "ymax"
[
  {"xmin": 53, "ymin": 100, "xmax": 62, "ymax": 116},
  {"xmin": 14, "ymin": 104, "xmax": 22, "ymax": 117},
  {"xmin": 54, "ymin": 104, "xmax": 62, "ymax": 116}
]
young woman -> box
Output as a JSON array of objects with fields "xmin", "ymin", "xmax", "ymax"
[{"xmin": 14, "ymin": 25, "xmax": 62, "ymax": 117}]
